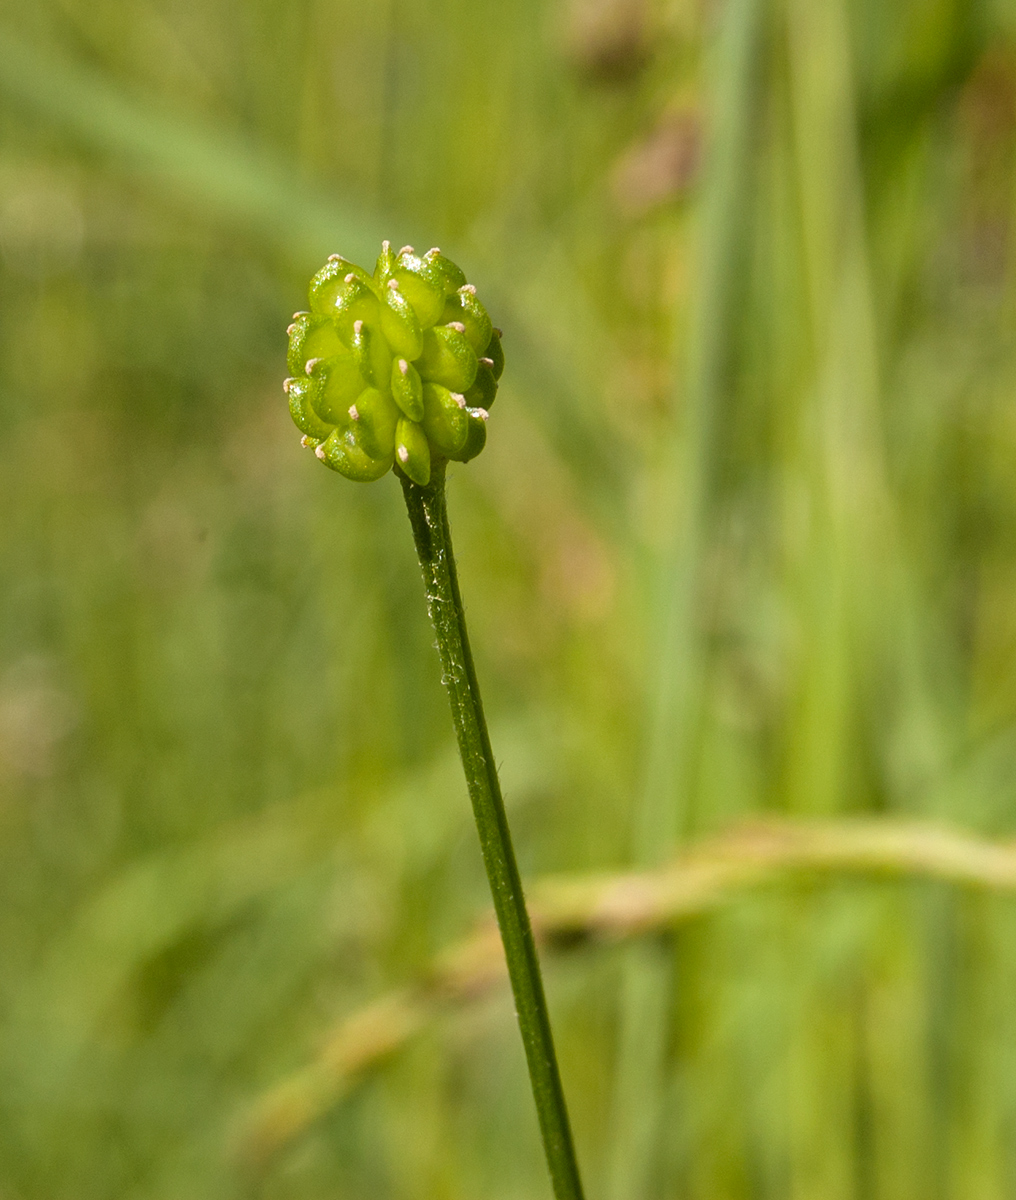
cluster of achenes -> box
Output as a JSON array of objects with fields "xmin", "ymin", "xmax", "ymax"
[{"xmin": 284, "ymin": 242, "xmax": 503, "ymax": 485}]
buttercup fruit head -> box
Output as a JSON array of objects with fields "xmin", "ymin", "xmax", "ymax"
[{"xmin": 285, "ymin": 243, "xmax": 502, "ymax": 482}]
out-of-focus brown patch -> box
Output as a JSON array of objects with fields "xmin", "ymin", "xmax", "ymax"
[
  {"xmin": 0, "ymin": 657, "xmax": 78, "ymax": 782},
  {"xmin": 537, "ymin": 509, "xmax": 616, "ymax": 624},
  {"xmin": 961, "ymin": 45, "xmax": 1016, "ymax": 145},
  {"xmin": 957, "ymin": 45, "xmax": 1016, "ymax": 284},
  {"xmin": 611, "ymin": 108, "xmax": 701, "ymax": 216},
  {"xmin": 563, "ymin": 0, "xmax": 652, "ymax": 82},
  {"xmin": 0, "ymin": 178, "xmax": 85, "ymax": 279}
]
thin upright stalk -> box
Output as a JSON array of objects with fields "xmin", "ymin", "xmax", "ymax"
[{"xmin": 400, "ymin": 462, "xmax": 585, "ymax": 1200}]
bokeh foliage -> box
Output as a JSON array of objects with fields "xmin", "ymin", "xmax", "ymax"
[{"xmin": 2, "ymin": 0, "xmax": 1016, "ymax": 1196}]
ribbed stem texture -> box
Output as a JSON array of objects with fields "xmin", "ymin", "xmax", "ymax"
[{"xmin": 400, "ymin": 463, "xmax": 585, "ymax": 1200}]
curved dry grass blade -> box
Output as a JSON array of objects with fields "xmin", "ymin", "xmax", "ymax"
[{"xmin": 237, "ymin": 815, "xmax": 1016, "ymax": 1164}]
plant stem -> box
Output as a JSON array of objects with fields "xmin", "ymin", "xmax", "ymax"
[{"xmin": 400, "ymin": 462, "xmax": 585, "ymax": 1200}]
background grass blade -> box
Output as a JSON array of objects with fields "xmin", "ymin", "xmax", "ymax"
[{"xmin": 605, "ymin": 0, "xmax": 767, "ymax": 1194}]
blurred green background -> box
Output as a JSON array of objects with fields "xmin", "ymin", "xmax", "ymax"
[{"xmin": 3, "ymin": 0, "xmax": 1016, "ymax": 1196}]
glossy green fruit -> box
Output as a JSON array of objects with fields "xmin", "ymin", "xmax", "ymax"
[
  {"xmin": 309, "ymin": 261, "xmax": 378, "ymax": 341},
  {"xmin": 381, "ymin": 281, "xmax": 424, "ymax": 360},
  {"xmin": 395, "ymin": 417, "xmax": 431, "ymax": 486},
  {"xmin": 286, "ymin": 242, "xmax": 501, "ymax": 482},
  {"xmin": 415, "ymin": 324, "xmax": 478, "ymax": 392},
  {"xmin": 421, "ymin": 247, "xmax": 466, "ymax": 293},
  {"xmin": 391, "ymin": 358, "xmax": 425, "ymax": 422},
  {"xmin": 316, "ymin": 426, "xmax": 393, "ymax": 480},
  {"xmin": 392, "ymin": 254, "xmax": 446, "ymax": 328},
  {"xmin": 374, "ymin": 241, "xmax": 398, "ymax": 284},
  {"xmin": 351, "ymin": 320, "xmax": 392, "ymax": 391},
  {"xmin": 421, "ymin": 383, "xmax": 469, "ymax": 456},
  {"xmin": 350, "ymin": 387, "xmax": 399, "ymax": 459},
  {"xmin": 310, "ymin": 353, "xmax": 364, "ymax": 423},
  {"xmin": 286, "ymin": 313, "xmax": 345, "ymax": 375},
  {"xmin": 463, "ymin": 361, "xmax": 497, "ymax": 412},
  {"xmin": 484, "ymin": 328, "xmax": 504, "ymax": 380},
  {"xmin": 285, "ymin": 375, "xmax": 333, "ymax": 441},
  {"xmin": 447, "ymin": 408, "xmax": 488, "ymax": 463},
  {"xmin": 441, "ymin": 286, "xmax": 492, "ymax": 354}
]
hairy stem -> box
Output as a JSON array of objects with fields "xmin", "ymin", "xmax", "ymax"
[{"xmin": 400, "ymin": 462, "xmax": 585, "ymax": 1200}]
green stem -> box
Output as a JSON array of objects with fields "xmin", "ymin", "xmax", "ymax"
[{"xmin": 400, "ymin": 462, "xmax": 585, "ymax": 1200}]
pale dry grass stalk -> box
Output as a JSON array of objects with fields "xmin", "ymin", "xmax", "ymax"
[{"xmin": 239, "ymin": 815, "xmax": 1016, "ymax": 1163}]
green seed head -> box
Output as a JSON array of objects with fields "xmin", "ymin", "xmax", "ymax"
[{"xmin": 285, "ymin": 244, "xmax": 501, "ymax": 481}]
